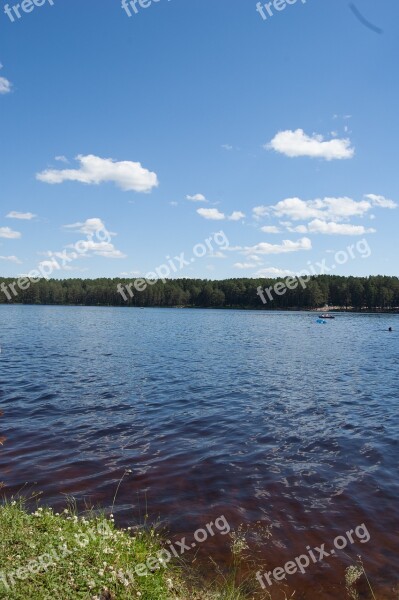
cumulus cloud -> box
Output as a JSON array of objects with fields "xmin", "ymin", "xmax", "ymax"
[
  {"xmin": 49, "ymin": 240, "xmax": 126, "ymax": 260},
  {"xmin": 285, "ymin": 224, "xmax": 308, "ymax": 234},
  {"xmin": 261, "ymin": 225, "xmax": 280, "ymax": 234},
  {"xmin": 224, "ymin": 245, "xmax": 244, "ymax": 252},
  {"xmin": 197, "ymin": 208, "xmax": 225, "ymax": 220},
  {"xmin": 36, "ymin": 154, "xmax": 158, "ymax": 193},
  {"xmin": 0, "ymin": 64, "xmax": 12, "ymax": 95},
  {"xmin": 0, "ymin": 77, "xmax": 12, "ymax": 95},
  {"xmin": 257, "ymin": 195, "xmax": 395, "ymax": 224},
  {"xmin": 322, "ymin": 197, "xmax": 373, "ymax": 219},
  {"xmin": 365, "ymin": 194, "xmax": 397, "ymax": 209},
  {"xmin": 76, "ymin": 240, "xmax": 126, "ymax": 259},
  {"xmin": 197, "ymin": 208, "xmax": 245, "ymax": 221},
  {"xmin": 270, "ymin": 198, "xmax": 325, "ymax": 221},
  {"xmin": 207, "ymin": 251, "xmax": 226, "ymax": 259},
  {"xmin": 0, "ymin": 226, "xmax": 21, "ymax": 239},
  {"xmin": 253, "ymin": 206, "xmax": 270, "ymax": 219},
  {"xmin": 254, "ymin": 267, "xmax": 295, "ymax": 277},
  {"xmin": 228, "ymin": 211, "xmax": 245, "ymax": 221},
  {"xmin": 247, "ymin": 254, "xmax": 262, "ymax": 262},
  {"xmin": 6, "ymin": 211, "xmax": 36, "ymax": 220},
  {"xmin": 244, "ymin": 237, "xmax": 312, "ymax": 255},
  {"xmin": 186, "ymin": 193, "xmax": 207, "ymax": 202},
  {"xmin": 64, "ymin": 217, "xmax": 113, "ymax": 237},
  {"xmin": 0, "ymin": 255, "xmax": 22, "ymax": 264},
  {"xmin": 307, "ymin": 219, "xmax": 376, "ymax": 235},
  {"xmin": 266, "ymin": 129, "xmax": 355, "ymax": 160},
  {"xmin": 120, "ymin": 270, "xmax": 141, "ymax": 277},
  {"xmin": 234, "ymin": 262, "xmax": 257, "ymax": 269},
  {"xmin": 63, "ymin": 218, "xmax": 125, "ymax": 259}
]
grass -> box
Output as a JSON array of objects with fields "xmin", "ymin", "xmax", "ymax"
[
  {"xmin": 0, "ymin": 499, "xmax": 253, "ymax": 600},
  {"xmin": 0, "ymin": 500, "xmax": 378, "ymax": 600}
]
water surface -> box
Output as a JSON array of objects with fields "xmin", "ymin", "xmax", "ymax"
[{"xmin": 0, "ymin": 306, "xmax": 398, "ymax": 598}]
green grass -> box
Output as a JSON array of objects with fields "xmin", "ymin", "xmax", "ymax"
[
  {"xmin": 0, "ymin": 500, "xmax": 379, "ymax": 600},
  {"xmin": 0, "ymin": 500, "xmax": 253, "ymax": 600}
]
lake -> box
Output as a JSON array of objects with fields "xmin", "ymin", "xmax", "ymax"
[{"xmin": 0, "ymin": 305, "xmax": 398, "ymax": 599}]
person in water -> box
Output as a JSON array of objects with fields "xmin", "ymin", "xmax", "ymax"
[{"xmin": 389, "ymin": 327, "xmax": 393, "ymax": 331}]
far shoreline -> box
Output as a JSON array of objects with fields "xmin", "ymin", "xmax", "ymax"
[{"xmin": 0, "ymin": 303, "xmax": 398, "ymax": 314}]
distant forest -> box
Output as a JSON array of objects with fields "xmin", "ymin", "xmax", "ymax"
[{"xmin": 1, "ymin": 275, "xmax": 399, "ymax": 311}]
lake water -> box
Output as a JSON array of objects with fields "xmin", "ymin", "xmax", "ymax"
[{"xmin": 0, "ymin": 305, "xmax": 398, "ymax": 599}]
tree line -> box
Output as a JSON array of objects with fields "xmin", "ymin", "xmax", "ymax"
[{"xmin": 0, "ymin": 275, "xmax": 398, "ymax": 310}]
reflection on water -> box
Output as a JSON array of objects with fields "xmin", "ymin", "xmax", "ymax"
[{"xmin": 0, "ymin": 305, "xmax": 398, "ymax": 598}]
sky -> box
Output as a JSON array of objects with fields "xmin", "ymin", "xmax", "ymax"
[{"xmin": 0, "ymin": 0, "xmax": 398, "ymax": 281}]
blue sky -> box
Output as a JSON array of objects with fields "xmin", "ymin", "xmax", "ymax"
[{"xmin": 0, "ymin": 0, "xmax": 398, "ymax": 280}]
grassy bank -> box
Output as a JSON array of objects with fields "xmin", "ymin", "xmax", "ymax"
[
  {"xmin": 0, "ymin": 501, "xmax": 378, "ymax": 600},
  {"xmin": 0, "ymin": 501, "xmax": 252, "ymax": 600}
]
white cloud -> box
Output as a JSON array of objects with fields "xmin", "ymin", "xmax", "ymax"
[
  {"xmin": 272, "ymin": 198, "xmax": 326, "ymax": 220},
  {"xmin": 209, "ymin": 251, "xmax": 227, "ymax": 259},
  {"xmin": 197, "ymin": 208, "xmax": 225, "ymax": 220},
  {"xmin": 82, "ymin": 241, "xmax": 126, "ymax": 259},
  {"xmin": 254, "ymin": 267, "xmax": 295, "ymax": 277},
  {"xmin": 221, "ymin": 144, "xmax": 233, "ymax": 151},
  {"xmin": 254, "ymin": 194, "xmax": 396, "ymax": 239},
  {"xmin": 62, "ymin": 241, "xmax": 125, "ymax": 260},
  {"xmin": 0, "ymin": 255, "xmax": 22, "ymax": 264},
  {"xmin": 266, "ymin": 129, "xmax": 354, "ymax": 160},
  {"xmin": 63, "ymin": 218, "xmax": 125, "ymax": 259},
  {"xmin": 244, "ymin": 237, "xmax": 312, "ymax": 255},
  {"xmin": 234, "ymin": 262, "xmax": 257, "ymax": 269},
  {"xmin": 228, "ymin": 211, "xmax": 245, "ymax": 221},
  {"xmin": 0, "ymin": 226, "xmax": 21, "ymax": 239},
  {"xmin": 36, "ymin": 154, "xmax": 158, "ymax": 193},
  {"xmin": 365, "ymin": 194, "xmax": 397, "ymax": 209},
  {"xmin": 186, "ymin": 193, "xmax": 207, "ymax": 202},
  {"xmin": 64, "ymin": 217, "xmax": 113, "ymax": 237},
  {"xmin": 120, "ymin": 270, "xmax": 141, "ymax": 277},
  {"xmin": 197, "ymin": 208, "xmax": 245, "ymax": 221},
  {"xmin": 224, "ymin": 245, "xmax": 244, "ymax": 252},
  {"xmin": 307, "ymin": 219, "xmax": 376, "ymax": 235},
  {"xmin": 247, "ymin": 254, "xmax": 262, "ymax": 262},
  {"xmin": 0, "ymin": 64, "xmax": 12, "ymax": 95},
  {"xmin": 261, "ymin": 225, "xmax": 280, "ymax": 234},
  {"xmin": 322, "ymin": 197, "xmax": 372, "ymax": 219},
  {"xmin": 169, "ymin": 201, "xmax": 178, "ymax": 206},
  {"xmin": 55, "ymin": 155, "xmax": 69, "ymax": 163},
  {"xmin": 286, "ymin": 224, "xmax": 309, "ymax": 233},
  {"xmin": 0, "ymin": 77, "xmax": 12, "ymax": 95},
  {"xmin": 262, "ymin": 196, "xmax": 385, "ymax": 223},
  {"xmin": 253, "ymin": 206, "xmax": 270, "ymax": 219},
  {"xmin": 6, "ymin": 211, "xmax": 36, "ymax": 220}
]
